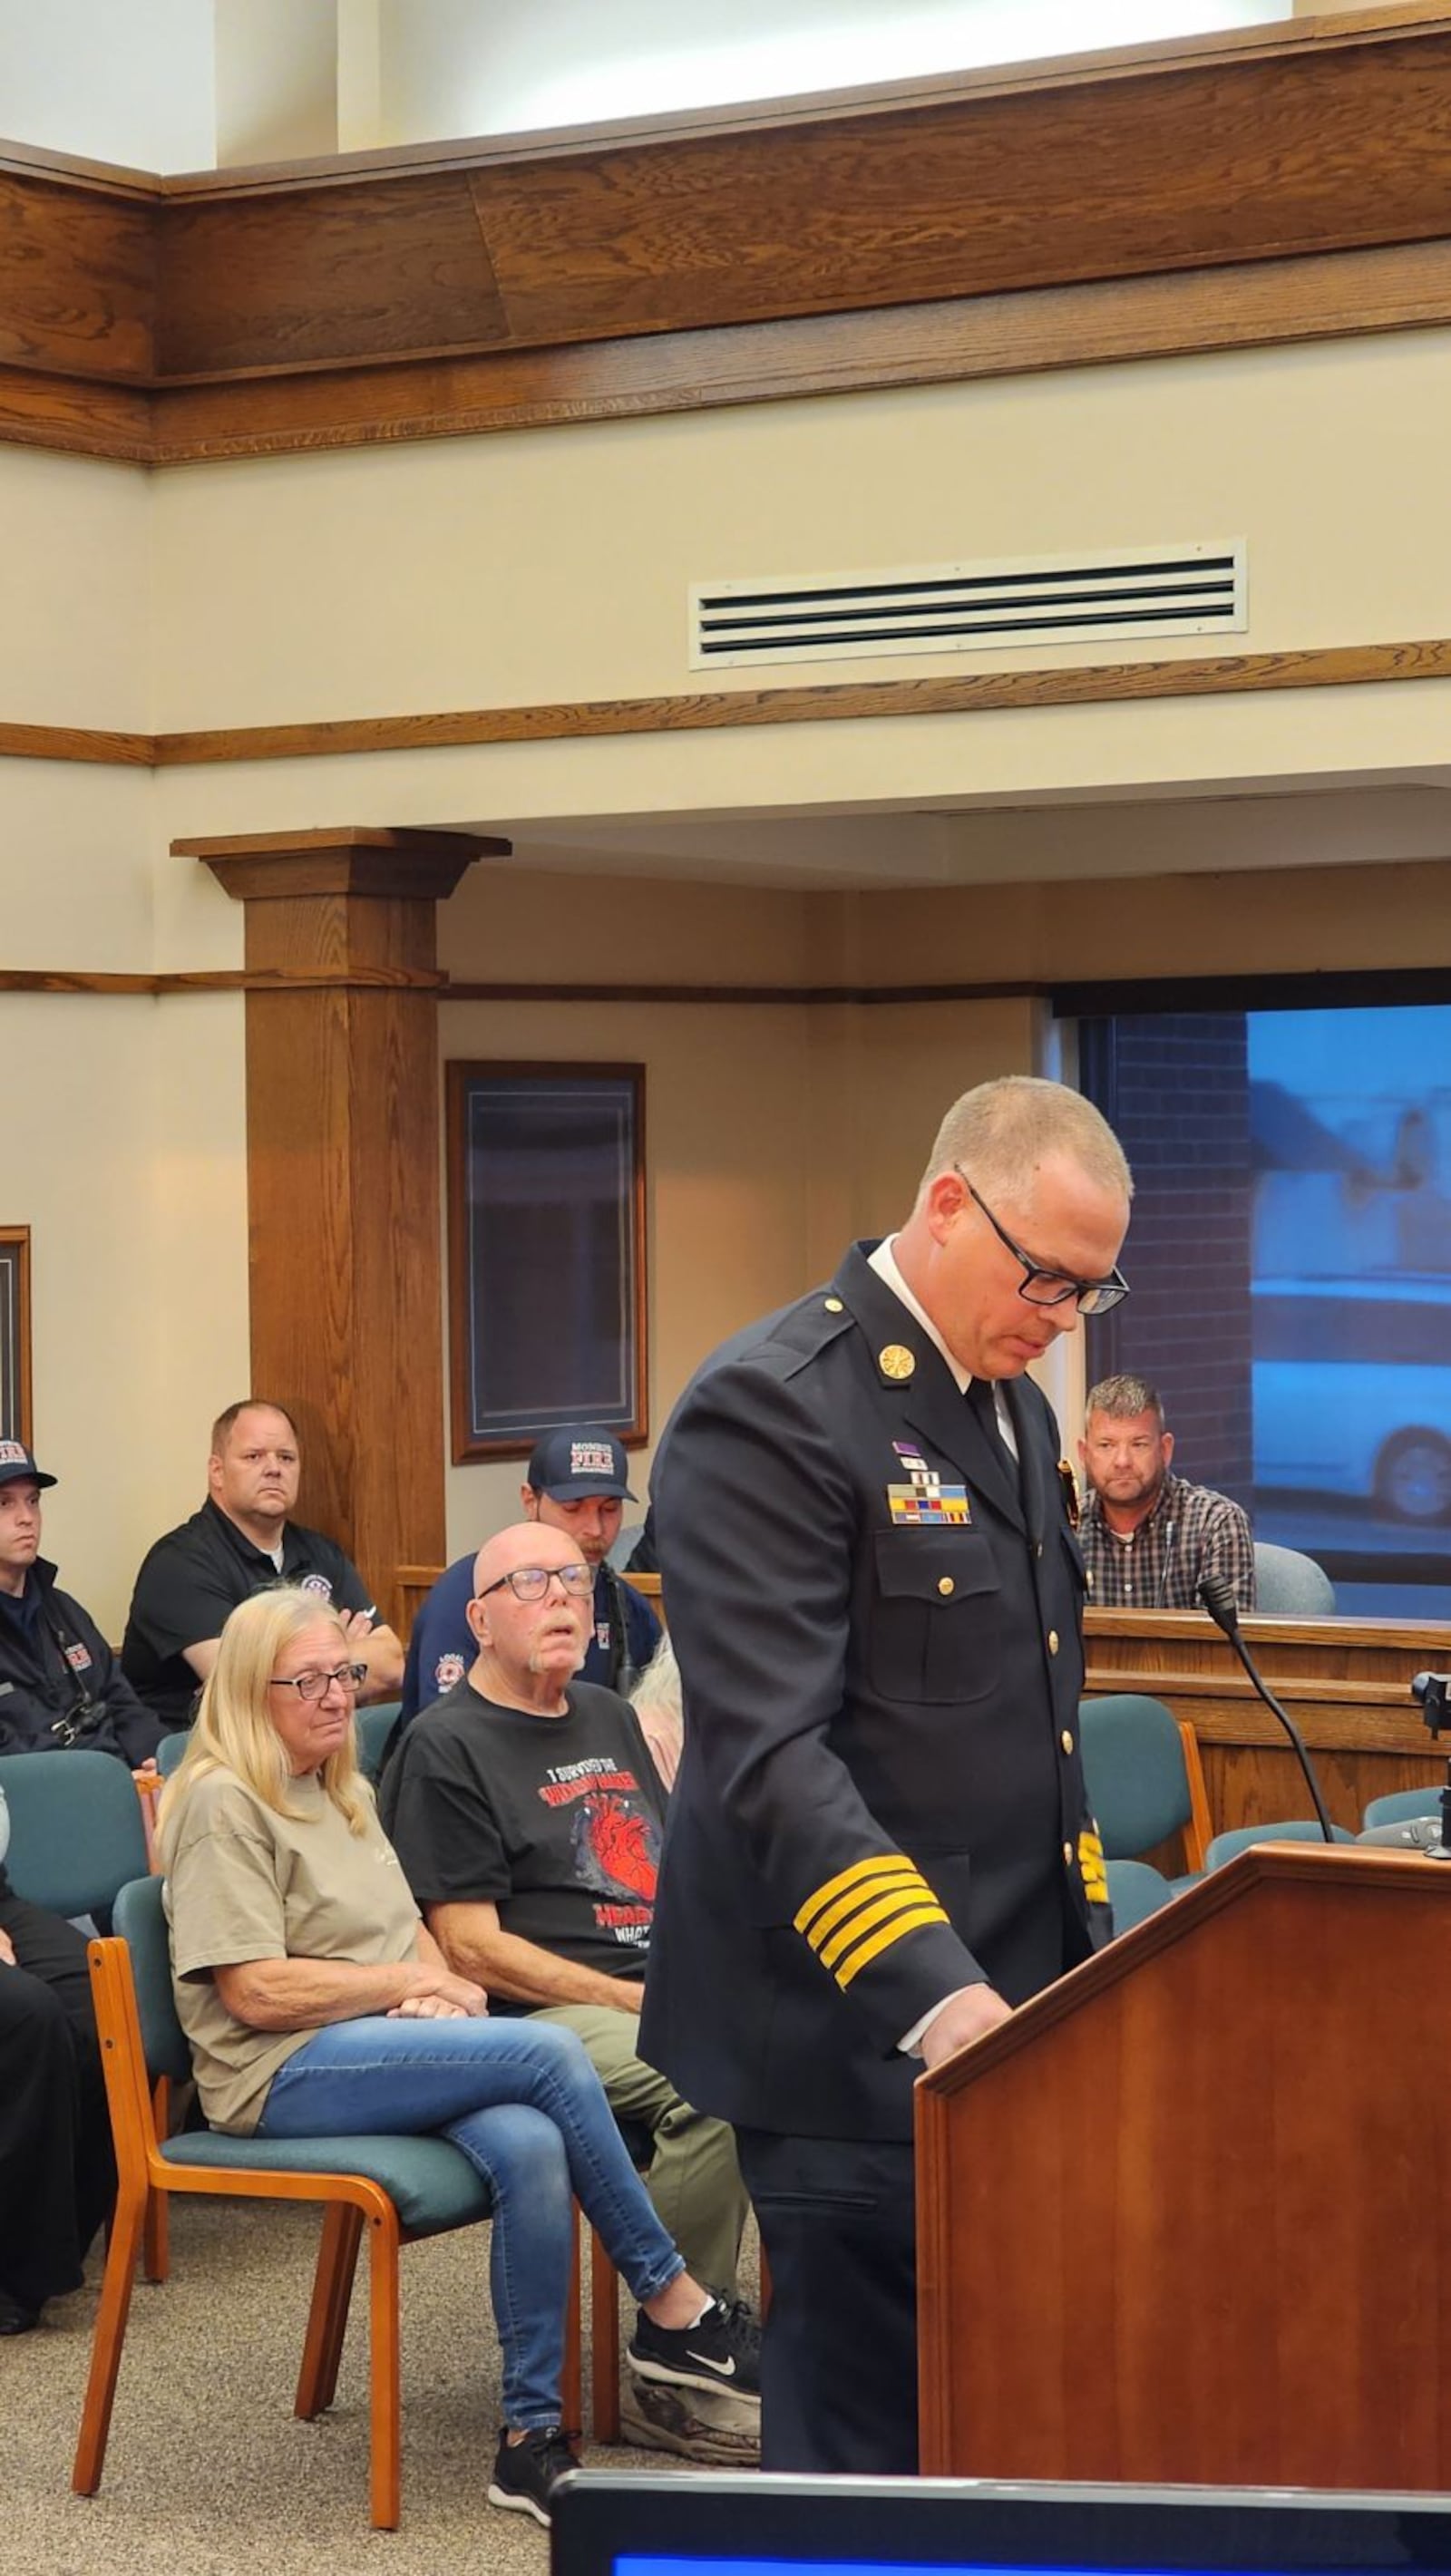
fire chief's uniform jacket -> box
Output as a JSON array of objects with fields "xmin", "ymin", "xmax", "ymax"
[{"xmin": 640, "ymin": 1241, "xmax": 1109, "ymax": 2144}]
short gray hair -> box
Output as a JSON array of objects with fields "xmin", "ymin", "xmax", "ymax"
[
  {"xmin": 1086, "ymin": 1374, "xmax": 1164, "ymax": 1430},
  {"xmin": 918, "ymin": 1076, "xmax": 1132, "ymax": 1213}
]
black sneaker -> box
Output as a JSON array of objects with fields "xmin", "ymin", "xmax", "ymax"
[
  {"xmin": 487, "ymin": 2425, "xmax": 578, "ymax": 2527},
  {"xmin": 628, "ymin": 2293, "xmax": 762, "ymax": 2399}
]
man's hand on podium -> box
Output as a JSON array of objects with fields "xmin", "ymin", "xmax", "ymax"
[{"xmin": 919, "ymin": 1982, "xmax": 1012, "ymax": 2070}]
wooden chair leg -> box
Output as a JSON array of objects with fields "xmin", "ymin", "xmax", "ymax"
[
  {"xmin": 561, "ymin": 2202, "xmax": 583, "ymax": 2434},
  {"xmin": 142, "ymin": 2079, "xmax": 172, "ymax": 2283},
  {"xmin": 297, "ymin": 2202, "xmax": 365, "ymax": 2419},
  {"xmin": 589, "ymin": 2223, "xmax": 622, "ymax": 2442},
  {"xmin": 73, "ymin": 2180, "xmax": 147, "ymax": 2496},
  {"xmin": 365, "ymin": 2208, "xmax": 403, "ymax": 2532}
]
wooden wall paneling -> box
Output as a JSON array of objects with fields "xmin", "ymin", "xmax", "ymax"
[
  {"xmin": 156, "ymin": 177, "xmax": 511, "ymax": 381},
  {"xmin": 5, "ymin": 16, "xmax": 1451, "ymax": 460},
  {"xmin": 463, "ymin": 32, "xmax": 1451, "ymax": 349},
  {"xmin": 0, "ymin": 361, "xmax": 152, "ymax": 460},
  {"xmin": 142, "ymin": 238, "xmax": 1451, "ymax": 464},
  {"xmin": 190, "ymin": 828, "xmax": 495, "ymax": 1632},
  {"xmin": 0, "ymin": 171, "xmax": 156, "ymax": 382}
]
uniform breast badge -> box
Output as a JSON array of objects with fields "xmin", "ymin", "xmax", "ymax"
[
  {"xmin": 878, "ymin": 1344, "xmax": 915, "ymax": 1381},
  {"xmin": 887, "ymin": 1441, "xmax": 971, "ymax": 1527},
  {"xmin": 1057, "ymin": 1459, "xmax": 1081, "ymax": 1531}
]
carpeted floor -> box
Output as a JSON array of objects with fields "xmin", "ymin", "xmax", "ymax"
[{"xmin": 5, "ymin": 2197, "xmax": 717, "ymax": 2575}]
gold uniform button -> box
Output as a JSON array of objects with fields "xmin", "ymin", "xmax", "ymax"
[
  {"xmin": 1060, "ymin": 1729, "xmax": 1074, "ymax": 1755},
  {"xmin": 823, "ymin": 1297, "xmax": 843, "ymax": 1313},
  {"xmin": 938, "ymin": 1576, "xmax": 955, "ymax": 1597},
  {"xmin": 1063, "ymin": 1841, "xmax": 1074, "ymax": 1867},
  {"xmin": 1047, "ymin": 1628, "xmax": 1060, "ymax": 1655}
]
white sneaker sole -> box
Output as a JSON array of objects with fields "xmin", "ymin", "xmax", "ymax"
[
  {"xmin": 487, "ymin": 2478, "xmax": 552, "ymax": 2528},
  {"xmin": 628, "ymin": 2348, "xmax": 762, "ymax": 2405}
]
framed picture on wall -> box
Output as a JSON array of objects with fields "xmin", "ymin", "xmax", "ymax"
[
  {"xmin": 0, "ymin": 1227, "xmax": 33, "ymax": 1449},
  {"xmin": 446, "ymin": 1063, "xmax": 647, "ymax": 1463}
]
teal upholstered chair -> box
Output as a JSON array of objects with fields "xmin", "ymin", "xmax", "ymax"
[
  {"xmin": 354, "ymin": 1700, "xmax": 402, "ymax": 1783},
  {"xmin": 1105, "ymin": 1857, "xmax": 1178, "ymax": 1933},
  {"xmin": 1205, "ymin": 1820, "xmax": 1355, "ymax": 1871},
  {"xmin": 1079, "ymin": 1694, "xmax": 1211, "ymax": 1883},
  {"xmin": 1251, "ymin": 1543, "xmax": 1337, "ymax": 1615},
  {"xmin": 1362, "ymin": 1785, "xmax": 1443, "ymax": 1830},
  {"xmin": 154, "ymin": 1726, "xmax": 191, "ymax": 1778},
  {"xmin": 73, "ymin": 1875, "xmax": 496, "ymax": 2529},
  {"xmin": 0, "ymin": 1746, "xmax": 150, "ymax": 1920}
]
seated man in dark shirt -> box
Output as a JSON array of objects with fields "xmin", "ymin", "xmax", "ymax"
[
  {"xmin": 381, "ymin": 1521, "xmax": 752, "ymax": 2352},
  {"xmin": 0, "ymin": 1441, "xmax": 161, "ymax": 1768},
  {"xmin": 121, "ymin": 1400, "xmax": 404, "ymax": 1727},
  {"xmin": 397, "ymin": 1424, "xmax": 660, "ymax": 1726}
]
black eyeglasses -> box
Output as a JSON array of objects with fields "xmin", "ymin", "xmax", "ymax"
[
  {"xmin": 268, "ymin": 1662, "xmax": 368, "ymax": 1701},
  {"xmin": 955, "ymin": 1167, "xmax": 1129, "ymax": 1315},
  {"xmin": 476, "ymin": 1563, "xmax": 594, "ymax": 1604}
]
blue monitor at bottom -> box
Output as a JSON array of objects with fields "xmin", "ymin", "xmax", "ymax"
[{"xmin": 551, "ymin": 2475, "xmax": 1451, "ymax": 2576}]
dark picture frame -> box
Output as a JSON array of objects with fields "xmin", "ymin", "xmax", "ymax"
[
  {"xmin": 0, "ymin": 1226, "xmax": 33, "ymax": 1448},
  {"xmin": 446, "ymin": 1063, "xmax": 647, "ymax": 1463}
]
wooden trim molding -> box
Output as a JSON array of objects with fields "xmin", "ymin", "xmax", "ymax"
[
  {"xmin": 5, "ymin": 637, "xmax": 1451, "ymax": 772},
  {"xmin": 4, "ymin": 14, "xmax": 1451, "ymax": 462}
]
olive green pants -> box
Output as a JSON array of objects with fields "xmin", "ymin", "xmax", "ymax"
[{"xmin": 530, "ymin": 2002, "xmax": 748, "ymax": 2299}]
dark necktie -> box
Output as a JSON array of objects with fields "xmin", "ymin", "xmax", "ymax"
[{"xmin": 967, "ymin": 1375, "xmax": 1018, "ymax": 1484}]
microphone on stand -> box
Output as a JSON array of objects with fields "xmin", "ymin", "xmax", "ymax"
[{"xmin": 1199, "ymin": 1571, "xmax": 1338, "ymax": 1844}]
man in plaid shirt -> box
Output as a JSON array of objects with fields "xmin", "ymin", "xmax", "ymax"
[{"xmin": 1077, "ymin": 1373, "xmax": 1256, "ymax": 1612}]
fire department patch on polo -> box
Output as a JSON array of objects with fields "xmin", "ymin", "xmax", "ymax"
[
  {"xmin": 434, "ymin": 1652, "xmax": 465, "ymax": 1692},
  {"xmin": 300, "ymin": 1573, "xmax": 334, "ymax": 1599}
]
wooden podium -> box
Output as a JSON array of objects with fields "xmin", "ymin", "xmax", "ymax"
[{"xmin": 916, "ymin": 1844, "xmax": 1451, "ymax": 2492}]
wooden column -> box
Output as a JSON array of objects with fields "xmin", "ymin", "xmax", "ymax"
[{"xmin": 177, "ymin": 824, "xmax": 505, "ymax": 1633}]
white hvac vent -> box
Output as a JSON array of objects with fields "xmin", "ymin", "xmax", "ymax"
[{"xmin": 690, "ymin": 540, "xmax": 1246, "ymax": 669}]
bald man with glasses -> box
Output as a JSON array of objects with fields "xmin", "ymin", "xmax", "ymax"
[
  {"xmin": 639, "ymin": 1074, "xmax": 1134, "ymax": 2475},
  {"xmin": 379, "ymin": 1521, "xmax": 755, "ymax": 2383}
]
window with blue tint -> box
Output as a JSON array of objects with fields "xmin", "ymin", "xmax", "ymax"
[{"xmin": 1079, "ymin": 1001, "xmax": 1451, "ymax": 1618}]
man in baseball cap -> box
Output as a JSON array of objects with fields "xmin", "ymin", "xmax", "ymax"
[
  {"xmin": 394, "ymin": 1425, "xmax": 662, "ymax": 1735},
  {"xmin": 0, "ymin": 1443, "xmax": 161, "ymax": 1766}
]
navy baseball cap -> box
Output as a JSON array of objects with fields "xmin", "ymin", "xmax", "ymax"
[
  {"xmin": 527, "ymin": 1428, "xmax": 636, "ymax": 1502},
  {"xmin": 0, "ymin": 1440, "xmax": 56, "ymax": 1491}
]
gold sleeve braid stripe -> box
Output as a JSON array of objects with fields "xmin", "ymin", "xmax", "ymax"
[
  {"xmin": 794, "ymin": 1852, "xmax": 949, "ymax": 1990},
  {"xmin": 1078, "ymin": 1825, "xmax": 1109, "ymax": 1904}
]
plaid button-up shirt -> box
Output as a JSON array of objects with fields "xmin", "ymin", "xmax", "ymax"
[{"xmin": 1079, "ymin": 1472, "xmax": 1256, "ymax": 1612}]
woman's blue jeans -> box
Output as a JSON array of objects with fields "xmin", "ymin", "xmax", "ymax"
[{"xmin": 258, "ymin": 2013, "xmax": 684, "ymax": 2428}]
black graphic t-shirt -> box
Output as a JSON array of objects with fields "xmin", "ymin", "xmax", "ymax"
[{"xmin": 379, "ymin": 1677, "xmax": 666, "ymax": 2008}]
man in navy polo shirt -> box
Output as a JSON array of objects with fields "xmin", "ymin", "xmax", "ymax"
[
  {"xmin": 121, "ymin": 1399, "xmax": 404, "ymax": 1727},
  {"xmin": 396, "ymin": 1426, "xmax": 661, "ymax": 1732},
  {"xmin": 0, "ymin": 1440, "xmax": 161, "ymax": 1765}
]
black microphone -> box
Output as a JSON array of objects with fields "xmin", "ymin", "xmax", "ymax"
[{"xmin": 1199, "ymin": 1571, "xmax": 1338, "ymax": 1844}]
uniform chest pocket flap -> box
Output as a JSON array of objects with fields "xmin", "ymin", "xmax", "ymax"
[{"xmin": 870, "ymin": 1527, "xmax": 1002, "ymax": 1707}]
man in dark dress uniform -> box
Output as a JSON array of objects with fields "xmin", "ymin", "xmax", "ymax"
[{"xmin": 640, "ymin": 1074, "xmax": 1133, "ymax": 2474}]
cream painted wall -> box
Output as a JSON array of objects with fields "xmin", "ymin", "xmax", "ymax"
[
  {"xmin": 0, "ymin": 449, "xmax": 151, "ymax": 733},
  {"xmin": 10, "ymin": 316, "xmax": 1451, "ymax": 1623},
  {"xmin": 846, "ymin": 857, "xmax": 1451, "ymax": 985},
  {"xmin": 142, "ymin": 329, "xmax": 1451, "ymax": 839},
  {"xmin": 0, "ymin": 448, "xmax": 248, "ymax": 1637},
  {"xmin": 4, "ymin": 985, "xmax": 248, "ymax": 1637},
  {"xmin": 150, "ymin": 333, "xmax": 1451, "ymax": 740}
]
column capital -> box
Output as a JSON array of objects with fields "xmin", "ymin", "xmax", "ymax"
[{"xmin": 175, "ymin": 823, "xmax": 507, "ymax": 904}]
